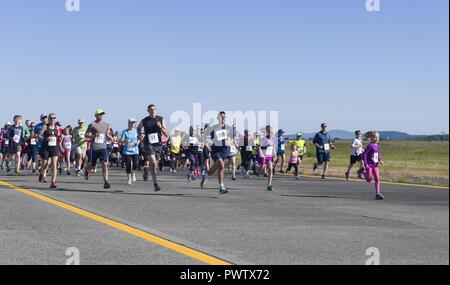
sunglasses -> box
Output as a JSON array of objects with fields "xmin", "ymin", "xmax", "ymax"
[{"xmin": 50, "ymin": 117, "xmax": 56, "ymax": 120}]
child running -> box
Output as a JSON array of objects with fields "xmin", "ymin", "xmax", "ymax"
[
  {"xmin": 362, "ymin": 131, "xmax": 385, "ymax": 200},
  {"xmin": 345, "ymin": 130, "xmax": 365, "ymax": 181}
]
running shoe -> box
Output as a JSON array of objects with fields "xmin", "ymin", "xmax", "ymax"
[
  {"xmin": 104, "ymin": 182, "xmax": 111, "ymax": 189},
  {"xmin": 266, "ymin": 185, "xmax": 274, "ymax": 191},
  {"xmin": 375, "ymin": 194, "xmax": 385, "ymax": 200},
  {"xmin": 154, "ymin": 184, "xmax": 162, "ymax": 192},
  {"xmin": 219, "ymin": 185, "xmax": 228, "ymax": 194},
  {"xmin": 50, "ymin": 182, "xmax": 57, "ymax": 189},
  {"xmin": 321, "ymin": 175, "xmax": 326, "ymax": 179},
  {"xmin": 312, "ymin": 163, "xmax": 318, "ymax": 172},
  {"xmin": 345, "ymin": 172, "xmax": 350, "ymax": 181}
]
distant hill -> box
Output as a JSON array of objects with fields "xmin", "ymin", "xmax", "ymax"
[{"xmin": 286, "ymin": 130, "xmax": 449, "ymax": 141}]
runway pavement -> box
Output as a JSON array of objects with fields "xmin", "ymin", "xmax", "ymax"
[{"xmin": 0, "ymin": 168, "xmax": 448, "ymax": 265}]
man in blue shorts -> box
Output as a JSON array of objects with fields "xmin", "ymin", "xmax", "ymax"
[{"xmin": 313, "ymin": 123, "xmax": 335, "ymax": 179}]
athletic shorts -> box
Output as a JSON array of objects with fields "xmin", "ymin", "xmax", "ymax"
[
  {"xmin": 350, "ymin": 154, "xmax": 362, "ymax": 165},
  {"xmin": 27, "ymin": 147, "xmax": 38, "ymax": 163},
  {"xmin": 316, "ymin": 151, "xmax": 331, "ymax": 164},
  {"xmin": 76, "ymin": 147, "xmax": 87, "ymax": 159},
  {"xmin": 8, "ymin": 145, "xmax": 21, "ymax": 155},
  {"xmin": 277, "ymin": 151, "xmax": 285, "ymax": 157},
  {"xmin": 258, "ymin": 156, "xmax": 274, "ymax": 166},
  {"xmin": 297, "ymin": 155, "xmax": 304, "ymax": 161},
  {"xmin": 211, "ymin": 146, "xmax": 228, "ymax": 161},
  {"xmin": 0, "ymin": 146, "xmax": 8, "ymax": 155},
  {"xmin": 89, "ymin": 149, "xmax": 109, "ymax": 167},
  {"xmin": 170, "ymin": 152, "xmax": 180, "ymax": 160},
  {"xmin": 143, "ymin": 144, "xmax": 162, "ymax": 160},
  {"xmin": 39, "ymin": 147, "xmax": 60, "ymax": 160}
]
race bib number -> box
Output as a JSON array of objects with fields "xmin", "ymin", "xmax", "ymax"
[
  {"xmin": 12, "ymin": 135, "xmax": 20, "ymax": 144},
  {"xmin": 281, "ymin": 144, "xmax": 286, "ymax": 151},
  {"xmin": 265, "ymin": 146, "xmax": 274, "ymax": 156},
  {"xmin": 189, "ymin": 137, "xmax": 198, "ymax": 145},
  {"xmin": 64, "ymin": 142, "xmax": 72, "ymax": 149},
  {"xmin": 323, "ymin": 143, "xmax": 330, "ymax": 151},
  {"xmin": 95, "ymin": 134, "xmax": 105, "ymax": 144},
  {"xmin": 298, "ymin": 148, "xmax": 304, "ymax": 153},
  {"xmin": 246, "ymin": 146, "xmax": 253, "ymax": 152},
  {"xmin": 30, "ymin": 138, "xmax": 37, "ymax": 146},
  {"xmin": 113, "ymin": 143, "xmax": 119, "ymax": 148},
  {"xmin": 4, "ymin": 139, "xmax": 9, "ymax": 146},
  {"xmin": 48, "ymin": 137, "xmax": 57, "ymax": 147},
  {"xmin": 79, "ymin": 132, "xmax": 85, "ymax": 139},
  {"xmin": 148, "ymin": 133, "xmax": 159, "ymax": 144},
  {"xmin": 198, "ymin": 145, "xmax": 204, "ymax": 151},
  {"xmin": 372, "ymin": 153, "xmax": 379, "ymax": 163},
  {"xmin": 215, "ymin": 130, "xmax": 228, "ymax": 141},
  {"xmin": 230, "ymin": 145, "xmax": 236, "ymax": 154}
]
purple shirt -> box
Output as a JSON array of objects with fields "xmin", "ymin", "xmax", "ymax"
[{"xmin": 363, "ymin": 143, "xmax": 382, "ymax": 168}]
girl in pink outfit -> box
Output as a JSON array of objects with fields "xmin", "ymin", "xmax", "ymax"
[{"xmin": 362, "ymin": 131, "xmax": 384, "ymax": 200}]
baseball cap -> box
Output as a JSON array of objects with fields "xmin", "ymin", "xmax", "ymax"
[
  {"xmin": 40, "ymin": 114, "xmax": 48, "ymax": 119},
  {"xmin": 128, "ymin": 118, "xmax": 137, "ymax": 123},
  {"xmin": 296, "ymin": 132, "xmax": 303, "ymax": 138},
  {"xmin": 321, "ymin": 123, "xmax": 328, "ymax": 128},
  {"xmin": 278, "ymin": 129, "xmax": 285, "ymax": 133},
  {"xmin": 5, "ymin": 122, "xmax": 12, "ymax": 126},
  {"xmin": 95, "ymin": 109, "xmax": 105, "ymax": 116},
  {"xmin": 78, "ymin": 119, "xmax": 85, "ymax": 124}
]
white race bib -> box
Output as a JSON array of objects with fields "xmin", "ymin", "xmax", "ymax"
[
  {"xmin": 189, "ymin": 137, "xmax": 198, "ymax": 145},
  {"xmin": 148, "ymin": 133, "xmax": 159, "ymax": 144},
  {"xmin": 281, "ymin": 144, "xmax": 286, "ymax": 151},
  {"xmin": 12, "ymin": 135, "xmax": 20, "ymax": 144},
  {"xmin": 64, "ymin": 142, "xmax": 72, "ymax": 149},
  {"xmin": 323, "ymin": 143, "xmax": 330, "ymax": 151},
  {"xmin": 48, "ymin": 137, "xmax": 57, "ymax": 147},
  {"xmin": 372, "ymin": 153, "xmax": 379, "ymax": 163},
  {"xmin": 79, "ymin": 132, "xmax": 85, "ymax": 139},
  {"xmin": 30, "ymin": 138, "xmax": 37, "ymax": 146},
  {"xmin": 215, "ymin": 130, "xmax": 228, "ymax": 141},
  {"xmin": 95, "ymin": 134, "xmax": 105, "ymax": 144},
  {"xmin": 265, "ymin": 146, "xmax": 274, "ymax": 156},
  {"xmin": 4, "ymin": 139, "xmax": 9, "ymax": 145},
  {"xmin": 230, "ymin": 145, "xmax": 236, "ymax": 154},
  {"xmin": 246, "ymin": 146, "xmax": 253, "ymax": 152},
  {"xmin": 113, "ymin": 143, "xmax": 119, "ymax": 148}
]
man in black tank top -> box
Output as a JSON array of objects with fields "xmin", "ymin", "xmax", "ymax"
[{"xmin": 138, "ymin": 104, "xmax": 168, "ymax": 192}]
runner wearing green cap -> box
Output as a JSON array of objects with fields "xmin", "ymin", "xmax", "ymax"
[{"xmin": 73, "ymin": 119, "xmax": 87, "ymax": 176}]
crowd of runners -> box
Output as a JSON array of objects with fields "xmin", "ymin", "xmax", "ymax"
[{"xmin": 0, "ymin": 105, "xmax": 385, "ymax": 200}]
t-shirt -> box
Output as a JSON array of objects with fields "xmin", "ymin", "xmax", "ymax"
[
  {"xmin": 351, "ymin": 138, "xmax": 364, "ymax": 156},
  {"xmin": 0, "ymin": 129, "xmax": 9, "ymax": 148},
  {"xmin": 7, "ymin": 125, "xmax": 24, "ymax": 147},
  {"xmin": 121, "ymin": 129, "xmax": 139, "ymax": 156},
  {"xmin": 170, "ymin": 136, "xmax": 182, "ymax": 154},
  {"xmin": 292, "ymin": 139, "xmax": 307, "ymax": 156},
  {"xmin": 73, "ymin": 126, "xmax": 87, "ymax": 149},
  {"xmin": 363, "ymin": 143, "xmax": 382, "ymax": 168},
  {"xmin": 260, "ymin": 136, "xmax": 276, "ymax": 158},
  {"xmin": 313, "ymin": 131, "xmax": 331, "ymax": 153},
  {"xmin": 34, "ymin": 123, "xmax": 45, "ymax": 150},
  {"xmin": 277, "ymin": 136, "xmax": 286, "ymax": 153},
  {"xmin": 87, "ymin": 121, "xmax": 109, "ymax": 151}
]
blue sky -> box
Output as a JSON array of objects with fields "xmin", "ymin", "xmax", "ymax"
[{"xmin": 0, "ymin": 0, "xmax": 448, "ymax": 134}]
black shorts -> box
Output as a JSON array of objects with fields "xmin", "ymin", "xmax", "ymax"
[
  {"xmin": 211, "ymin": 146, "xmax": 228, "ymax": 161},
  {"xmin": 89, "ymin": 149, "xmax": 109, "ymax": 167},
  {"xmin": 144, "ymin": 144, "xmax": 162, "ymax": 160},
  {"xmin": 8, "ymin": 145, "xmax": 21, "ymax": 155},
  {"xmin": 170, "ymin": 152, "xmax": 180, "ymax": 160},
  {"xmin": 297, "ymin": 155, "xmax": 304, "ymax": 161},
  {"xmin": 316, "ymin": 151, "xmax": 331, "ymax": 164},
  {"xmin": 39, "ymin": 147, "xmax": 59, "ymax": 160},
  {"xmin": 350, "ymin": 154, "xmax": 362, "ymax": 164}
]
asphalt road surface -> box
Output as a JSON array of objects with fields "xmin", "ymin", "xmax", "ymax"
[{"xmin": 0, "ymin": 168, "xmax": 448, "ymax": 265}]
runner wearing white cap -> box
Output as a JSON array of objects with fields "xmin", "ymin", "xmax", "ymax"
[{"xmin": 121, "ymin": 118, "xmax": 140, "ymax": 185}]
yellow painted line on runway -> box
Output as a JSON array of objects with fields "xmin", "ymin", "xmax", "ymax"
[
  {"xmin": 0, "ymin": 179, "xmax": 232, "ymax": 265},
  {"xmin": 285, "ymin": 173, "xmax": 449, "ymax": 190}
]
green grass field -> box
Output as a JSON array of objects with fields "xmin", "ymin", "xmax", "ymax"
[{"xmin": 282, "ymin": 140, "xmax": 449, "ymax": 187}]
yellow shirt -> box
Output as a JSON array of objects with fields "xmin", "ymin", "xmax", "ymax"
[
  {"xmin": 170, "ymin": 136, "xmax": 182, "ymax": 154},
  {"xmin": 292, "ymin": 139, "xmax": 306, "ymax": 156}
]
